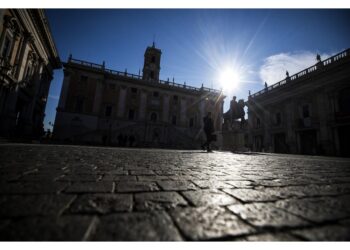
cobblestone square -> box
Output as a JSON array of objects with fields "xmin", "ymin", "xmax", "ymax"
[{"xmin": 1, "ymin": 144, "xmax": 350, "ymax": 241}]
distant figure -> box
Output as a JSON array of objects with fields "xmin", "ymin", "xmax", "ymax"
[
  {"xmin": 202, "ymin": 112, "xmax": 214, "ymax": 152},
  {"xmin": 265, "ymin": 82, "xmax": 268, "ymax": 89},
  {"xmin": 128, "ymin": 134, "xmax": 135, "ymax": 147}
]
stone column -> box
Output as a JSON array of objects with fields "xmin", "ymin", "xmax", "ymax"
[
  {"xmin": 180, "ymin": 97, "xmax": 187, "ymax": 126},
  {"xmin": 57, "ymin": 69, "xmax": 71, "ymax": 111},
  {"xmin": 138, "ymin": 89, "xmax": 147, "ymax": 120},
  {"xmin": 162, "ymin": 94, "xmax": 169, "ymax": 122},
  {"xmin": 317, "ymin": 91, "xmax": 331, "ymax": 154},
  {"xmin": 92, "ymin": 79, "xmax": 103, "ymax": 115},
  {"xmin": 263, "ymin": 109, "xmax": 271, "ymax": 152},
  {"xmin": 285, "ymin": 101, "xmax": 296, "ymax": 153},
  {"xmin": 117, "ymin": 86, "xmax": 127, "ymax": 118},
  {"xmin": 199, "ymin": 97, "xmax": 205, "ymax": 127}
]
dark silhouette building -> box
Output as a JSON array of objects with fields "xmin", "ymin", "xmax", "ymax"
[
  {"xmin": 0, "ymin": 9, "xmax": 61, "ymax": 140},
  {"xmin": 247, "ymin": 49, "xmax": 350, "ymax": 157},
  {"xmin": 53, "ymin": 44, "xmax": 224, "ymax": 148}
]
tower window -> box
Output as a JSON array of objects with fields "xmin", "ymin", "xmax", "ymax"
[
  {"xmin": 151, "ymin": 56, "xmax": 156, "ymax": 63},
  {"xmin": 151, "ymin": 112, "xmax": 157, "ymax": 122},
  {"xmin": 105, "ymin": 105, "xmax": 112, "ymax": 117},
  {"xmin": 150, "ymin": 71, "xmax": 154, "ymax": 79}
]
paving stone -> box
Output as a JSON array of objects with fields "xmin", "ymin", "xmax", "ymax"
[
  {"xmin": 116, "ymin": 181, "xmax": 159, "ymax": 192},
  {"xmin": 0, "ymin": 195, "xmax": 75, "ymax": 218},
  {"xmin": 1, "ymin": 144, "xmax": 350, "ymax": 241},
  {"xmin": 227, "ymin": 203, "xmax": 309, "ymax": 228},
  {"xmin": 69, "ymin": 194, "xmax": 132, "ymax": 214},
  {"xmin": 102, "ymin": 175, "xmax": 137, "ymax": 181},
  {"xmin": 137, "ymin": 175, "xmax": 170, "ymax": 181},
  {"xmin": 243, "ymin": 232, "xmax": 300, "ymax": 241},
  {"xmin": 0, "ymin": 215, "xmax": 95, "ymax": 241},
  {"xmin": 57, "ymin": 175, "xmax": 102, "ymax": 182},
  {"xmin": 135, "ymin": 192, "xmax": 188, "ymax": 211},
  {"xmin": 130, "ymin": 170, "xmax": 156, "ymax": 175},
  {"xmin": 105, "ymin": 169, "xmax": 128, "ymax": 175},
  {"xmin": 291, "ymin": 225, "xmax": 350, "ymax": 241},
  {"xmin": 274, "ymin": 198, "xmax": 350, "ymax": 223},
  {"xmin": 170, "ymin": 206, "xmax": 255, "ymax": 240},
  {"xmin": 157, "ymin": 180, "xmax": 197, "ymax": 191},
  {"xmin": 0, "ymin": 181, "xmax": 67, "ymax": 194},
  {"xmin": 223, "ymin": 188, "xmax": 281, "ymax": 202},
  {"xmin": 182, "ymin": 189, "xmax": 239, "ymax": 206},
  {"xmin": 192, "ymin": 180, "xmax": 234, "ymax": 189},
  {"xmin": 225, "ymin": 180, "xmax": 255, "ymax": 188},
  {"xmin": 92, "ymin": 211, "xmax": 182, "ymax": 240},
  {"xmin": 65, "ymin": 182, "xmax": 114, "ymax": 193}
]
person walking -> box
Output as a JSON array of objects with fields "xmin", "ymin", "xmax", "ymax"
[{"xmin": 202, "ymin": 112, "xmax": 214, "ymax": 152}]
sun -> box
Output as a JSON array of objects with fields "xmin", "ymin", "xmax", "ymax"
[{"xmin": 218, "ymin": 68, "xmax": 241, "ymax": 92}]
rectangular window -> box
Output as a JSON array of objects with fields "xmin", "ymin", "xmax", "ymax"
[
  {"xmin": 1, "ymin": 35, "xmax": 12, "ymax": 58},
  {"xmin": 153, "ymin": 91, "xmax": 159, "ymax": 97},
  {"xmin": 256, "ymin": 117, "xmax": 261, "ymax": 128},
  {"xmin": 131, "ymin": 87, "xmax": 138, "ymax": 93},
  {"xmin": 189, "ymin": 118, "xmax": 194, "ymax": 128},
  {"xmin": 302, "ymin": 105, "xmax": 310, "ymax": 118},
  {"xmin": 128, "ymin": 109, "xmax": 135, "ymax": 120},
  {"xmin": 172, "ymin": 115, "xmax": 177, "ymax": 125},
  {"xmin": 75, "ymin": 97, "xmax": 84, "ymax": 113},
  {"xmin": 173, "ymin": 95, "xmax": 178, "ymax": 103},
  {"xmin": 105, "ymin": 105, "xmax": 112, "ymax": 117},
  {"xmin": 80, "ymin": 75, "xmax": 88, "ymax": 83},
  {"xmin": 276, "ymin": 113, "xmax": 281, "ymax": 125}
]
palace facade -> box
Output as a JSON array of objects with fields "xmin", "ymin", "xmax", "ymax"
[
  {"xmin": 0, "ymin": 9, "xmax": 61, "ymax": 139},
  {"xmin": 247, "ymin": 49, "xmax": 350, "ymax": 157},
  {"xmin": 53, "ymin": 44, "xmax": 225, "ymax": 148}
]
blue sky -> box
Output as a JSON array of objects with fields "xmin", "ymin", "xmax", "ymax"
[{"xmin": 44, "ymin": 9, "xmax": 350, "ymax": 130}]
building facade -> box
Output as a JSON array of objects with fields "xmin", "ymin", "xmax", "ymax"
[
  {"xmin": 247, "ymin": 49, "xmax": 350, "ymax": 157},
  {"xmin": 53, "ymin": 44, "xmax": 225, "ymax": 148},
  {"xmin": 0, "ymin": 9, "xmax": 61, "ymax": 139}
]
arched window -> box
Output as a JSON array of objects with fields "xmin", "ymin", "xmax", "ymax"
[{"xmin": 150, "ymin": 112, "xmax": 157, "ymax": 122}]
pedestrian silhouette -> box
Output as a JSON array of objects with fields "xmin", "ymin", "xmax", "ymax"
[{"xmin": 202, "ymin": 112, "xmax": 214, "ymax": 152}]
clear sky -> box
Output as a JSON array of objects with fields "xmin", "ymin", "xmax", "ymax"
[{"xmin": 44, "ymin": 9, "xmax": 350, "ymax": 130}]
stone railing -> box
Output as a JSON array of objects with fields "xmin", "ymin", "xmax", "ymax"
[
  {"xmin": 250, "ymin": 49, "xmax": 350, "ymax": 98},
  {"xmin": 68, "ymin": 57, "xmax": 221, "ymax": 94}
]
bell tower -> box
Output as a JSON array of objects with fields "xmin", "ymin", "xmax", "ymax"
[{"xmin": 142, "ymin": 42, "xmax": 161, "ymax": 81}]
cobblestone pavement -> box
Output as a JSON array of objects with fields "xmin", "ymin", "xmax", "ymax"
[{"xmin": 1, "ymin": 143, "xmax": 350, "ymax": 241}]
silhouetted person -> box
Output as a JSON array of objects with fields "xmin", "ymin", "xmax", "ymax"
[
  {"xmin": 129, "ymin": 135, "xmax": 135, "ymax": 147},
  {"xmin": 202, "ymin": 112, "xmax": 214, "ymax": 152}
]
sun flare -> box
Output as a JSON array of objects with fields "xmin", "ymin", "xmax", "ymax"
[{"xmin": 219, "ymin": 68, "xmax": 241, "ymax": 92}]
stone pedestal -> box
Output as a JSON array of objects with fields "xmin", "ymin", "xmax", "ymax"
[{"xmin": 220, "ymin": 129, "xmax": 247, "ymax": 152}]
